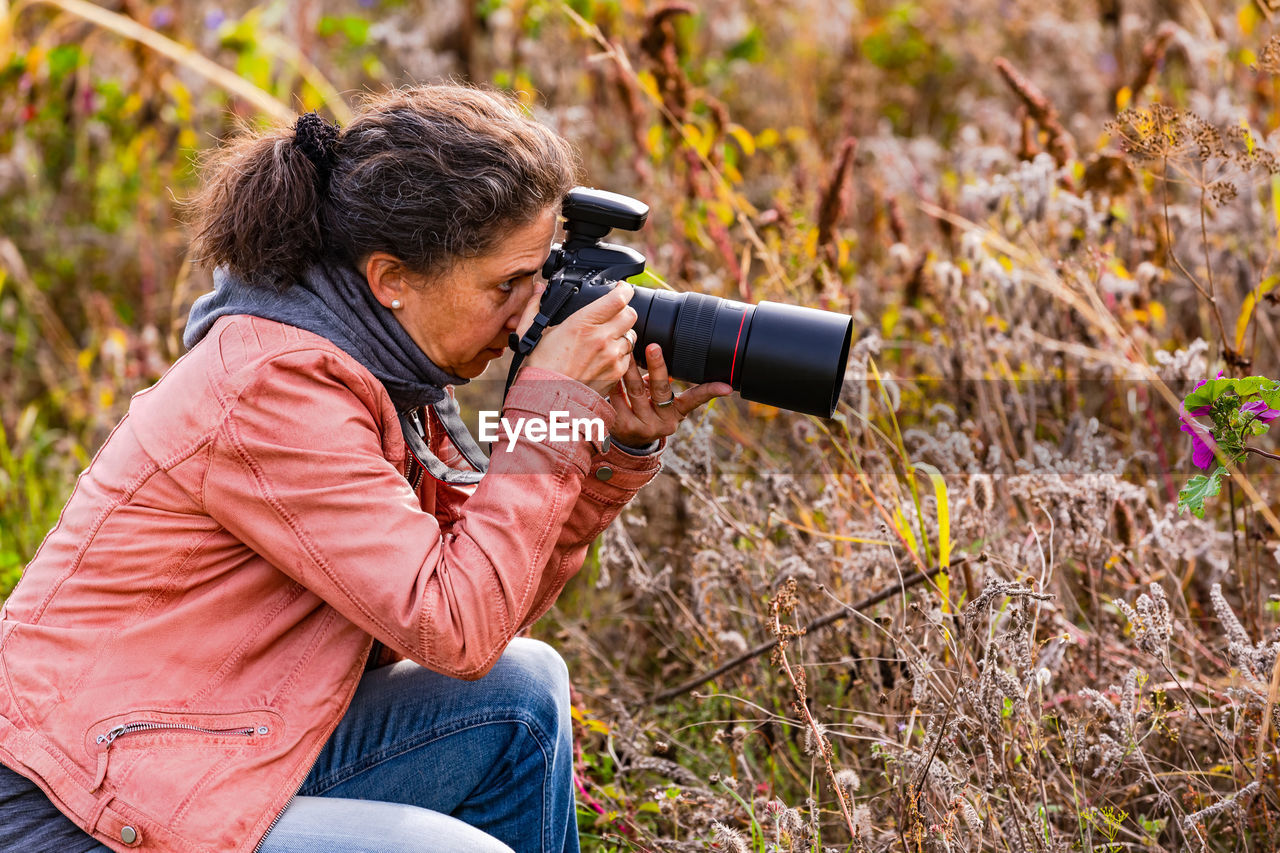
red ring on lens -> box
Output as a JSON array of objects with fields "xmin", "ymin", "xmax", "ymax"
[{"xmin": 728, "ymin": 310, "xmax": 748, "ymax": 387}]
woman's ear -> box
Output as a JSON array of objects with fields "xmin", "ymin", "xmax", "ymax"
[{"xmin": 364, "ymin": 252, "xmax": 413, "ymax": 308}]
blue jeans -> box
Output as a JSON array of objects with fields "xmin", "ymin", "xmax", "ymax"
[
  {"xmin": 67, "ymin": 638, "xmax": 578, "ymax": 853},
  {"xmin": 258, "ymin": 637, "xmax": 580, "ymax": 853}
]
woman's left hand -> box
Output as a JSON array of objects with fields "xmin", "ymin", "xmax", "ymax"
[{"xmin": 608, "ymin": 343, "xmax": 733, "ymax": 447}]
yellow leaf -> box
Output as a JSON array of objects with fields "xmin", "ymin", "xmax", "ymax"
[
  {"xmin": 708, "ymin": 199, "xmax": 734, "ymax": 226},
  {"xmin": 917, "ymin": 460, "xmax": 953, "ymax": 613},
  {"xmin": 892, "ymin": 504, "xmax": 919, "ymax": 556},
  {"xmin": 645, "ymin": 123, "xmax": 663, "ymax": 154},
  {"xmin": 1236, "ymin": 273, "xmax": 1280, "ymax": 351},
  {"xmin": 880, "ymin": 304, "xmax": 900, "ymax": 339},
  {"xmin": 756, "ymin": 127, "xmax": 780, "ymax": 149},
  {"xmin": 1149, "ymin": 301, "xmax": 1166, "ymax": 328},
  {"xmin": 1115, "ymin": 85, "xmax": 1132, "ymax": 111},
  {"xmin": 682, "ymin": 122, "xmax": 707, "ymax": 156},
  {"xmin": 1272, "ymin": 174, "xmax": 1280, "ymax": 244},
  {"xmin": 1241, "ymin": 48, "xmax": 1259, "ymax": 69},
  {"xmin": 16, "ymin": 405, "xmax": 38, "ymax": 443},
  {"xmin": 1240, "ymin": 3, "xmax": 1263, "ymax": 36},
  {"xmin": 727, "ymin": 123, "xmax": 756, "ymax": 157},
  {"xmin": 636, "ymin": 70, "xmax": 660, "ymax": 101},
  {"xmin": 802, "ymin": 229, "xmax": 818, "ymax": 260},
  {"xmin": 913, "ymin": 462, "xmax": 951, "ymax": 573}
]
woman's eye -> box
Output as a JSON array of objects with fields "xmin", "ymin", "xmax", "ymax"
[{"xmin": 498, "ymin": 275, "xmax": 529, "ymax": 295}]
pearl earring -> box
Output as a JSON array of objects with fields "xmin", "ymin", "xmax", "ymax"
[{"xmin": 390, "ymin": 299, "xmax": 403, "ymax": 310}]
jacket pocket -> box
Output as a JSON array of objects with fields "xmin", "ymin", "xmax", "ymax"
[{"xmin": 86, "ymin": 708, "xmax": 281, "ymax": 792}]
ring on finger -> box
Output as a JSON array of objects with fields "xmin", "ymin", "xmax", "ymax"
[
  {"xmin": 623, "ymin": 329, "xmax": 637, "ymax": 348},
  {"xmin": 654, "ymin": 393, "xmax": 676, "ymax": 409}
]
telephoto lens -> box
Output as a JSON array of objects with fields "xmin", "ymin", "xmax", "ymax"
[
  {"xmin": 519, "ymin": 187, "xmax": 855, "ymax": 418},
  {"xmin": 628, "ymin": 287, "xmax": 853, "ymax": 418}
]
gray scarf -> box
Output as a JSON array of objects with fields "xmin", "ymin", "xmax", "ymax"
[{"xmin": 183, "ymin": 263, "xmax": 466, "ymax": 412}]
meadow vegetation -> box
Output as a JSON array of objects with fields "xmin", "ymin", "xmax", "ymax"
[{"xmin": 5, "ymin": 0, "xmax": 1280, "ymax": 849}]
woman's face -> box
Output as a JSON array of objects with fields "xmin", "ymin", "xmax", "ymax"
[{"xmin": 391, "ymin": 207, "xmax": 558, "ymax": 379}]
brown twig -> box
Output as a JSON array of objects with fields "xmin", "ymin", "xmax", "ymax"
[
  {"xmin": 769, "ymin": 579, "xmax": 860, "ymax": 840},
  {"xmin": 1125, "ymin": 23, "xmax": 1178, "ymax": 106},
  {"xmin": 608, "ymin": 37, "xmax": 654, "ymax": 186},
  {"xmin": 639, "ymin": 2, "xmax": 695, "ymax": 127},
  {"xmin": 651, "ymin": 569, "xmax": 932, "ymax": 703},
  {"xmin": 993, "ymin": 56, "xmax": 1077, "ymax": 168},
  {"xmin": 1244, "ymin": 445, "xmax": 1280, "ymax": 462},
  {"xmin": 816, "ymin": 136, "xmax": 859, "ymax": 270}
]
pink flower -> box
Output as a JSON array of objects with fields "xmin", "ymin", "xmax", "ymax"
[
  {"xmin": 1179, "ymin": 407, "xmax": 1216, "ymax": 470},
  {"xmin": 1241, "ymin": 400, "xmax": 1280, "ymax": 423}
]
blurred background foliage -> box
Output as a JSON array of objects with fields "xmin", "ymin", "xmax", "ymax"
[{"xmin": 8, "ymin": 0, "xmax": 1280, "ymax": 850}]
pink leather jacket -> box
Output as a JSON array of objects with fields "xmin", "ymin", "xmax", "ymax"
[{"xmin": 0, "ymin": 316, "xmax": 661, "ymax": 853}]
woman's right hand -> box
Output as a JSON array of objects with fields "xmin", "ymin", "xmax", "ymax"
[{"xmin": 518, "ymin": 282, "xmax": 639, "ymax": 396}]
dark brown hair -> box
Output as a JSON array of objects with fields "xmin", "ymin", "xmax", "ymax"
[{"xmin": 187, "ymin": 85, "xmax": 578, "ymax": 288}]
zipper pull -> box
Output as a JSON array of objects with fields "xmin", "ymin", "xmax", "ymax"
[
  {"xmin": 409, "ymin": 408, "xmax": 426, "ymax": 439},
  {"xmin": 90, "ymin": 726, "xmax": 126, "ymax": 792},
  {"xmin": 97, "ymin": 725, "xmax": 127, "ymax": 746}
]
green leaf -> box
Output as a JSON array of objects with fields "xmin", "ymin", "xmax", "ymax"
[
  {"xmin": 1177, "ymin": 379, "xmax": 1228, "ymax": 409},
  {"xmin": 340, "ymin": 16, "xmax": 370, "ymax": 46},
  {"xmin": 47, "ymin": 45, "xmax": 81, "ymax": 78},
  {"xmin": 1184, "ymin": 378, "xmax": 1233, "ymax": 410},
  {"xmin": 726, "ymin": 26, "xmax": 764, "ymax": 62},
  {"xmin": 626, "ymin": 268, "xmax": 672, "ymax": 291},
  {"xmin": 1260, "ymin": 384, "xmax": 1280, "ymax": 411},
  {"xmin": 1177, "ymin": 466, "xmax": 1226, "ymax": 518},
  {"xmin": 1234, "ymin": 376, "xmax": 1267, "ymax": 397}
]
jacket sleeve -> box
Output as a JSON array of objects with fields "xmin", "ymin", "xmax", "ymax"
[
  {"xmin": 202, "ymin": 351, "xmax": 626, "ymax": 680},
  {"xmin": 429, "ymin": 368, "xmax": 664, "ymax": 628}
]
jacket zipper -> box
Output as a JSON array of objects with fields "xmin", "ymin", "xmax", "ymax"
[
  {"xmin": 92, "ymin": 721, "xmax": 266, "ymax": 791},
  {"xmin": 252, "ymin": 792, "xmax": 295, "ymax": 853},
  {"xmin": 407, "ymin": 408, "xmax": 426, "ymax": 491}
]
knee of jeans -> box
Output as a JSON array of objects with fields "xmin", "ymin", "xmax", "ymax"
[{"xmin": 503, "ymin": 638, "xmax": 571, "ymax": 733}]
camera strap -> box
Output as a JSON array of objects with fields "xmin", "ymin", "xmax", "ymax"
[{"xmin": 501, "ymin": 281, "xmax": 581, "ymax": 406}]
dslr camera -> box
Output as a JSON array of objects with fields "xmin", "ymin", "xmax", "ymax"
[{"xmin": 507, "ymin": 187, "xmax": 852, "ymax": 418}]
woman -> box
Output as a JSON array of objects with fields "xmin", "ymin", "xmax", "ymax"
[{"xmin": 0, "ymin": 85, "xmax": 730, "ymax": 853}]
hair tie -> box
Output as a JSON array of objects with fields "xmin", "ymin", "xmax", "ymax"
[{"xmin": 293, "ymin": 112, "xmax": 340, "ymax": 185}]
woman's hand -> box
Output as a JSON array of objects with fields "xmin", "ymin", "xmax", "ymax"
[
  {"xmin": 520, "ymin": 283, "xmax": 639, "ymax": 396},
  {"xmin": 608, "ymin": 344, "xmax": 733, "ymax": 448}
]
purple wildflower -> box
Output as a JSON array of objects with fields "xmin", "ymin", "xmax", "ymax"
[
  {"xmin": 1241, "ymin": 400, "xmax": 1280, "ymax": 423},
  {"xmin": 1179, "ymin": 407, "xmax": 1216, "ymax": 470}
]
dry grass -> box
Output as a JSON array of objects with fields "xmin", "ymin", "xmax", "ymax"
[{"xmin": 5, "ymin": 1, "xmax": 1280, "ymax": 850}]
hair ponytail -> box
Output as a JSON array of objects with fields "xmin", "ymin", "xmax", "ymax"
[
  {"xmin": 186, "ymin": 85, "xmax": 578, "ymax": 289},
  {"xmin": 185, "ymin": 117, "xmax": 333, "ymax": 289}
]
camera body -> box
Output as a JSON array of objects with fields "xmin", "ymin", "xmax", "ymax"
[
  {"xmin": 507, "ymin": 187, "xmax": 853, "ymax": 419},
  {"xmin": 508, "ymin": 188, "xmax": 650, "ymax": 357}
]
